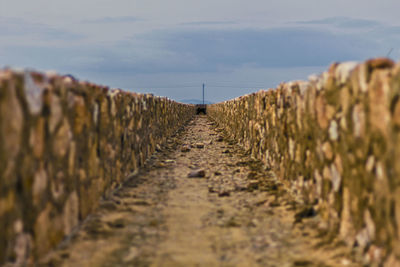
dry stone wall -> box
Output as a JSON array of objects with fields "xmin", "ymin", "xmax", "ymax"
[
  {"xmin": 0, "ymin": 69, "xmax": 195, "ymax": 265},
  {"xmin": 208, "ymin": 58, "xmax": 400, "ymax": 265}
]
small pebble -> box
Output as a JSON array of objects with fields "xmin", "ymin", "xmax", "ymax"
[
  {"xmin": 234, "ymin": 184, "xmax": 247, "ymax": 191},
  {"xmin": 195, "ymin": 143, "xmax": 204, "ymax": 148},
  {"xmin": 247, "ymin": 180, "xmax": 259, "ymax": 190},
  {"xmin": 189, "ymin": 165, "xmax": 197, "ymax": 169},
  {"xmin": 155, "ymin": 163, "xmax": 166, "ymax": 168},
  {"xmin": 188, "ymin": 169, "xmax": 206, "ymax": 178},
  {"xmin": 250, "ymin": 219, "xmax": 259, "ymax": 227},
  {"xmin": 181, "ymin": 145, "xmax": 191, "ymax": 152},
  {"xmin": 218, "ymin": 191, "xmax": 230, "ymax": 197},
  {"xmin": 155, "ymin": 144, "xmax": 162, "ymax": 152}
]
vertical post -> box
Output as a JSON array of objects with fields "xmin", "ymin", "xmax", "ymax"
[{"xmin": 202, "ymin": 83, "xmax": 205, "ymax": 105}]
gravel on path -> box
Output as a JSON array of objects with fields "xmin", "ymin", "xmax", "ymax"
[{"xmin": 39, "ymin": 115, "xmax": 360, "ymax": 267}]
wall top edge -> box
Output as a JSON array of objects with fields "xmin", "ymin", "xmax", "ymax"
[
  {"xmin": 0, "ymin": 67, "xmax": 195, "ymax": 105},
  {"xmin": 210, "ymin": 57, "xmax": 397, "ymax": 105}
]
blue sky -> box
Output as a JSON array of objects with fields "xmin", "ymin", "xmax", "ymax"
[{"xmin": 1, "ymin": 0, "xmax": 400, "ymax": 102}]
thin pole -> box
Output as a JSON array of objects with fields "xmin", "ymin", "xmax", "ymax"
[
  {"xmin": 202, "ymin": 83, "xmax": 205, "ymax": 105},
  {"xmin": 387, "ymin": 48, "xmax": 394, "ymax": 58}
]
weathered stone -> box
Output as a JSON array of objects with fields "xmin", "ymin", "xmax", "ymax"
[
  {"xmin": 13, "ymin": 232, "xmax": 32, "ymax": 266},
  {"xmin": 314, "ymin": 170, "xmax": 323, "ymax": 197},
  {"xmin": 364, "ymin": 209, "xmax": 375, "ymax": 242},
  {"xmin": 335, "ymin": 62, "xmax": 358, "ymax": 85},
  {"xmin": 14, "ymin": 219, "xmax": 23, "ymax": 234},
  {"xmin": 334, "ymin": 155, "xmax": 343, "ymax": 175},
  {"xmin": 393, "ymin": 97, "xmax": 400, "ymax": 127},
  {"xmin": 51, "ymin": 172, "xmax": 65, "ymax": 200},
  {"xmin": 72, "ymin": 95, "xmax": 87, "ymax": 135},
  {"xmin": 29, "ymin": 117, "xmax": 45, "ymax": 158},
  {"xmin": 365, "ymin": 245, "xmax": 383, "ymax": 264},
  {"xmin": 369, "ymin": 70, "xmax": 391, "ymax": 137},
  {"xmin": 93, "ymin": 102, "xmax": 99, "ymax": 125},
  {"xmin": 322, "ymin": 166, "xmax": 331, "ymax": 180},
  {"xmin": 188, "ymin": 169, "xmax": 206, "ymax": 178},
  {"xmin": 315, "ymin": 95, "xmax": 334, "ymax": 129},
  {"xmin": 366, "ymin": 156, "xmax": 375, "ymax": 172},
  {"xmin": 155, "ymin": 144, "xmax": 162, "ymax": 152},
  {"xmin": 288, "ymin": 138, "xmax": 295, "ymax": 160},
  {"xmin": 63, "ymin": 191, "xmax": 79, "ymax": 236},
  {"xmin": 366, "ymin": 57, "xmax": 395, "ymax": 70},
  {"xmin": 329, "ymin": 120, "xmax": 339, "ymax": 141},
  {"xmin": 34, "ymin": 203, "xmax": 63, "ymax": 257},
  {"xmin": 0, "ymin": 76, "xmax": 23, "ymax": 160},
  {"xmin": 321, "ymin": 142, "xmax": 333, "ymax": 160},
  {"xmin": 68, "ymin": 141, "xmax": 76, "ymax": 176},
  {"xmin": 24, "ymin": 72, "xmax": 44, "ymax": 115},
  {"xmin": 352, "ymin": 104, "xmax": 365, "ymax": 138},
  {"xmin": 0, "ymin": 191, "xmax": 15, "ymax": 217},
  {"xmin": 49, "ymin": 93, "xmax": 63, "ymax": 134},
  {"xmin": 375, "ymin": 161, "xmax": 385, "ymax": 181},
  {"xmin": 384, "ymin": 253, "xmax": 400, "ymax": 267},
  {"xmin": 218, "ymin": 190, "xmax": 230, "ymax": 197},
  {"xmin": 109, "ymin": 96, "xmax": 117, "ymax": 118},
  {"xmin": 330, "ymin": 164, "xmax": 341, "ymax": 192},
  {"xmin": 339, "ymin": 187, "xmax": 355, "ymax": 246},
  {"xmin": 195, "ymin": 142, "xmax": 204, "ymax": 148},
  {"xmin": 248, "ymin": 180, "xmax": 259, "ymax": 190},
  {"xmin": 53, "ymin": 118, "xmax": 72, "ymax": 157},
  {"xmin": 32, "ymin": 165, "xmax": 48, "ymax": 205}
]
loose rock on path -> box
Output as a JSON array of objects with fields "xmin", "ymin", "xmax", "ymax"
[{"xmin": 40, "ymin": 115, "xmax": 360, "ymax": 267}]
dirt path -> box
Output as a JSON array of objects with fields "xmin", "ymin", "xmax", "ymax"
[{"xmin": 40, "ymin": 115, "xmax": 360, "ymax": 267}]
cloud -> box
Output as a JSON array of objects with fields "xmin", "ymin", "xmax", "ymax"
[
  {"xmin": 14, "ymin": 26, "xmax": 376, "ymax": 74},
  {"xmin": 133, "ymin": 27, "xmax": 377, "ymax": 71},
  {"xmin": 180, "ymin": 21, "xmax": 237, "ymax": 26},
  {"xmin": 372, "ymin": 26, "xmax": 400, "ymax": 35},
  {"xmin": 81, "ymin": 16, "xmax": 141, "ymax": 24},
  {"xmin": 291, "ymin": 17, "xmax": 400, "ymax": 58},
  {"xmin": 0, "ymin": 21, "xmax": 394, "ymax": 80},
  {"xmin": 295, "ymin": 16, "xmax": 381, "ymax": 29},
  {"xmin": 0, "ymin": 17, "xmax": 84, "ymax": 41}
]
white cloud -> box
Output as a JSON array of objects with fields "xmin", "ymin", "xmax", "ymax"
[
  {"xmin": 294, "ymin": 17, "xmax": 382, "ymax": 29},
  {"xmin": 0, "ymin": 17, "xmax": 85, "ymax": 49},
  {"xmin": 180, "ymin": 21, "xmax": 237, "ymax": 26},
  {"xmin": 81, "ymin": 16, "xmax": 141, "ymax": 24}
]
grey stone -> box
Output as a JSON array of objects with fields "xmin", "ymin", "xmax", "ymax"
[{"xmin": 188, "ymin": 169, "xmax": 206, "ymax": 178}]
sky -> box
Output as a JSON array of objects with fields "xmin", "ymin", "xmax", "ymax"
[{"xmin": 1, "ymin": 0, "xmax": 400, "ymax": 103}]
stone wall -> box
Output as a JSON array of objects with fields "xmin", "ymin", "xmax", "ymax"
[
  {"xmin": 0, "ymin": 69, "xmax": 196, "ymax": 265},
  {"xmin": 208, "ymin": 58, "xmax": 400, "ymax": 265}
]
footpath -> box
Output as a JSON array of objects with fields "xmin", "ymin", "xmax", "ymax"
[{"xmin": 40, "ymin": 115, "xmax": 360, "ymax": 267}]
